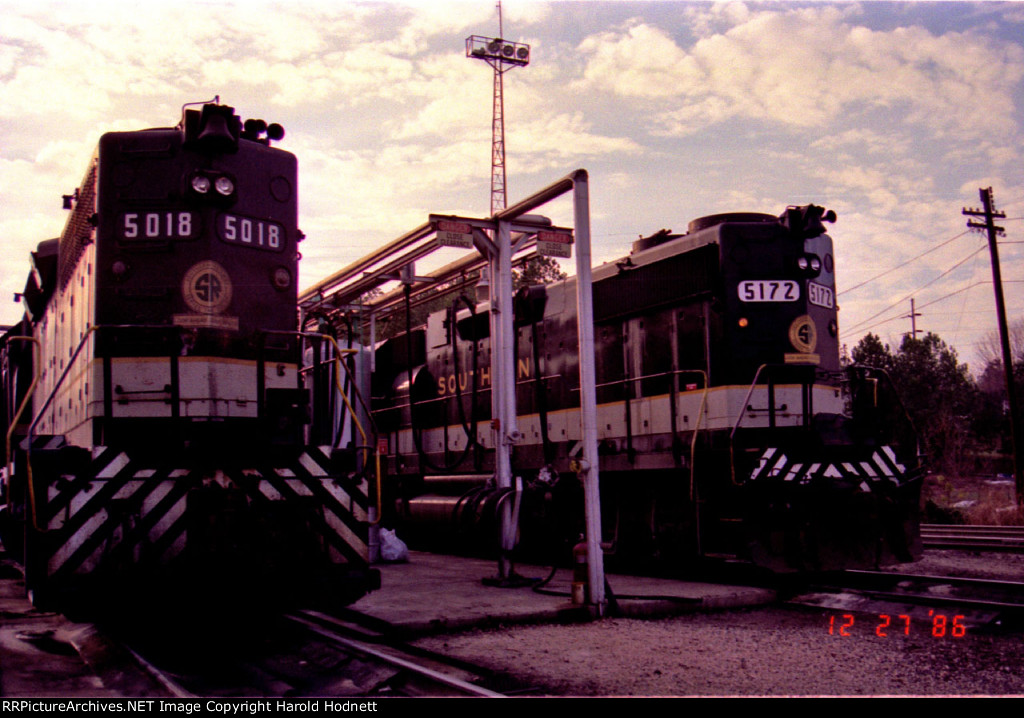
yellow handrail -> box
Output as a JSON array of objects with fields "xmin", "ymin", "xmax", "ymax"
[{"xmin": 302, "ymin": 333, "xmax": 382, "ymax": 526}]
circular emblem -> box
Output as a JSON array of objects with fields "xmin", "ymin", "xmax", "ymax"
[
  {"xmin": 182, "ymin": 260, "xmax": 232, "ymax": 315},
  {"xmin": 788, "ymin": 315, "xmax": 818, "ymax": 353}
]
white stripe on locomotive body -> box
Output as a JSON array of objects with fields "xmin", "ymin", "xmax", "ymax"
[
  {"xmin": 258, "ymin": 482, "xmax": 285, "ymax": 501},
  {"xmin": 323, "ymin": 478, "xmax": 370, "ymax": 524},
  {"xmin": 285, "ymin": 477, "xmax": 315, "ymax": 497},
  {"xmin": 387, "ymin": 382, "xmax": 845, "ymax": 459},
  {"xmin": 33, "ymin": 357, "xmax": 298, "ymax": 448},
  {"xmin": 112, "ymin": 477, "xmax": 147, "ymax": 499},
  {"xmin": 144, "ymin": 480, "xmax": 187, "ymax": 554},
  {"xmin": 49, "ymin": 510, "xmax": 106, "ymax": 576},
  {"xmin": 298, "ymin": 452, "xmax": 329, "ymax": 479},
  {"xmin": 48, "ymin": 479, "xmax": 97, "ymax": 533},
  {"xmin": 880, "ymin": 446, "xmax": 906, "ymax": 474},
  {"xmin": 95, "ymin": 449, "xmax": 129, "ymax": 478},
  {"xmin": 67, "ymin": 478, "xmax": 101, "ymax": 522},
  {"xmin": 783, "ymin": 463, "xmax": 804, "ymax": 482},
  {"xmin": 325, "ymin": 510, "xmax": 368, "ymax": 562},
  {"xmin": 770, "ymin": 453, "xmax": 788, "ymax": 478}
]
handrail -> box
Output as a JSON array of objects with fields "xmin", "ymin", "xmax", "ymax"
[
  {"xmin": 681, "ymin": 370, "xmax": 710, "ymax": 502},
  {"xmin": 728, "ymin": 364, "xmax": 783, "ymax": 486},
  {"xmin": 846, "ymin": 363, "xmax": 922, "ymax": 462},
  {"xmin": 274, "ymin": 330, "xmax": 382, "ymax": 526},
  {"xmin": 3, "ymin": 337, "xmax": 41, "ymax": 531}
]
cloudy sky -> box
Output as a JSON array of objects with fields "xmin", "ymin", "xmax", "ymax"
[{"xmin": 2, "ymin": 0, "xmax": 1022, "ymax": 372}]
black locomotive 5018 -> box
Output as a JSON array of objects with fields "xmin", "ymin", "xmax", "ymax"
[
  {"xmin": 0, "ymin": 102, "xmax": 378, "ymax": 609},
  {"xmin": 372, "ymin": 206, "xmax": 922, "ymax": 572}
]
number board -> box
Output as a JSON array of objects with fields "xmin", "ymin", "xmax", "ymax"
[
  {"xmin": 217, "ymin": 213, "xmax": 285, "ymax": 251},
  {"xmin": 808, "ymin": 282, "xmax": 835, "ymax": 309},
  {"xmin": 118, "ymin": 211, "xmax": 199, "ymax": 241},
  {"xmin": 738, "ymin": 280, "xmax": 800, "ymax": 302}
]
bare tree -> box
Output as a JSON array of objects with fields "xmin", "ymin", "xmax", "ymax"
[{"xmin": 976, "ymin": 319, "xmax": 1024, "ymax": 372}]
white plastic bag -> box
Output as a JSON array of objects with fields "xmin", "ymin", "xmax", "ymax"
[{"xmin": 379, "ymin": 528, "xmax": 409, "ymax": 563}]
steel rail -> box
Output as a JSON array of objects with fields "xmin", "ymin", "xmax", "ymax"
[
  {"xmin": 921, "ymin": 524, "xmax": 1024, "ymax": 552},
  {"xmin": 284, "ymin": 612, "xmax": 505, "ymax": 697}
]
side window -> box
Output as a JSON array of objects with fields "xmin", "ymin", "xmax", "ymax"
[
  {"xmin": 676, "ymin": 304, "xmax": 707, "ymax": 388},
  {"xmin": 640, "ymin": 311, "xmax": 673, "ymax": 396},
  {"xmin": 594, "ymin": 323, "xmax": 624, "ymax": 404}
]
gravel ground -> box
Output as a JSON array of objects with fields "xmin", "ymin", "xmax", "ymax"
[{"xmin": 413, "ymin": 551, "xmax": 1024, "ymax": 697}]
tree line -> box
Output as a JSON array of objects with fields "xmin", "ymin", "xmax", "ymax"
[{"xmin": 848, "ymin": 324, "xmax": 1024, "ymax": 480}]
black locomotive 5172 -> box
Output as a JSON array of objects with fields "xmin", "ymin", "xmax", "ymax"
[
  {"xmin": 373, "ymin": 206, "xmax": 922, "ymax": 572},
  {"xmin": 0, "ymin": 102, "xmax": 378, "ymax": 609}
]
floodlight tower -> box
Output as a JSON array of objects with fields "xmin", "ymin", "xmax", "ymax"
[{"xmin": 466, "ymin": 4, "xmax": 530, "ymax": 216}]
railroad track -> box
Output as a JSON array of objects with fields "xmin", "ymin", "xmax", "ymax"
[
  {"xmin": 921, "ymin": 523, "xmax": 1024, "ymax": 552},
  {"xmin": 284, "ymin": 610, "xmax": 510, "ymax": 697},
  {"xmin": 106, "ymin": 607, "xmax": 516, "ymax": 698}
]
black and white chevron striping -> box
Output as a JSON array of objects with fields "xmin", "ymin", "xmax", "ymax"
[
  {"xmin": 748, "ymin": 444, "xmax": 908, "ymax": 489},
  {"xmin": 40, "ymin": 445, "xmax": 370, "ymax": 582}
]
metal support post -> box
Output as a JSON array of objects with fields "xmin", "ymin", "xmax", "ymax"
[
  {"xmin": 572, "ymin": 172, "xmax": 606, "ymax": 615},
  {"xmin": 490, "ymin": 218, "xmax": 519, "ymax": 579}
]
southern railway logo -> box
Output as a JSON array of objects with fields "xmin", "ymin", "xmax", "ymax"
[
  {"xmin": 182, "ymin": 260, "xmax": 232, "ymax": 315},
  {"xmin": 788, "ymin": 314, "xmax": 817, "ymax": 353}
]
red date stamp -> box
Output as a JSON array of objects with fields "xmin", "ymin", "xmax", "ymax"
[{"xmin": 828, "ymin": 612, "xmax": 967, "ymax": 638}]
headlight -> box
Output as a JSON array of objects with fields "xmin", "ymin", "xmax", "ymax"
[
  {"xmin": 795, "ymin": 254, "xmax": 821, "ymax": 277},
  {"xmin": 189, "ymin": 171, "xmax": 235, "ymax": 202},
  {"xmin": 215, "ymin": 177, "xmax": 235, "ymax": 196},
  {"xmin": 191, "ymin": 175, "xmax": 211, "ymax": 194}
]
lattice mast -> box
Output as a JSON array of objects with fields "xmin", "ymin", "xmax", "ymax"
[{"xmin": 466, "ymin": 2, "xmax": 530, "ymax": 216}]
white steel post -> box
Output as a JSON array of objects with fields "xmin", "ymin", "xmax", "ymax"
[
  {"xmin": 572, "ymin": 171, "xmax": 605, "ymax": 614},
  {"xmin": 489, "ymin": 219, "xmax": 518, "ymax": 579}
]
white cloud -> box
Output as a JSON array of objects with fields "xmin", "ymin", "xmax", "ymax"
[
  {"xmin": 576, "ymin": 21, "xmax": 702, "ymax": 99},
  {"xmin": 576, "ymin": 5, "xmax": 1024, "ymax": 141}
]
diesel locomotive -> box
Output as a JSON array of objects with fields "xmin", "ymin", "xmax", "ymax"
[
  {"xmin": 369, "ymin": 206, "xmax": 922, "ymax": 572},
  {"xmin": 0, "ymin": 101, "xmax": 378, "ymax": 608}
]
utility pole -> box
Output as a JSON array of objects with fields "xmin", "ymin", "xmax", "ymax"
[
  {"xmin": 904, "ymin": 298, "xmax": 922, "ymax": 340},
  {"xmin": 466, "ymin": 2, "xmax": 530, "ymax": 216},
  {"xmin": 964, "ymin": 187, "xmax": 1023, "ymax": 506}
]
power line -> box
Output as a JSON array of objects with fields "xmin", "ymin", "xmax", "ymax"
[
  {"xmin": 838, "ymin": 218, "xmax": 1021, "ymax": 299},
  {"xmin": 851, "ymin": 280, "xmax": 1024, "ymax": 335},
  {"xmin": 843, "ymin": 245, "xmax": 987, "ymax": 334},
  {"xmin": 839, "ymin": 230, "xmax": 970, "ymax": 296}
]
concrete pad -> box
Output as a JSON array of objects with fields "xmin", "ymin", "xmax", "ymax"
[{"xmin": 351, "ymin": 552, "xmax": 776, "ymax": 636}]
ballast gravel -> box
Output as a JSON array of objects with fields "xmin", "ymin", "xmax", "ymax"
[{"xmin": 414, "ymin": 552, "xmax": 1024, "ymax": 696}]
